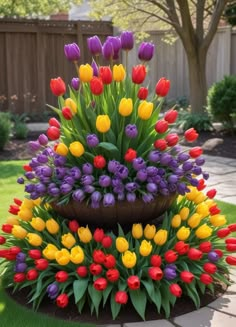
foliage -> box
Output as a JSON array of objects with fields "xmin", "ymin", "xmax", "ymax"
[
  {"xmin": 0, "ymin": 112, "xmax": 12, "ymax": 150},
  {"xmin": 0, "ymin": 187, "xmax": 234, "ymax": 319},
  {"xmin": 176, "ymin": 109, "xmax": 213, "ymax": 132},
  {"xmin": 207, "ymin": 75, "xmax": 236, "ymax": 132},
  {"xmin": 11, "ymin": 113, "xmax": 29, "ymax": 140},
  {"xmin": 224, "ymin": 1, "xmax": 236, "ymax": 26}
]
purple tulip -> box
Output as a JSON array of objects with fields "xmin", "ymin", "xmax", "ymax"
[
  {"xmin": 195, "ymin": 157, "xmax": 205, "ymax": 166},
  {"xmin": 103, "ymin": 193, "xmax": 115, "ymax": 207},
  {"xmin": 160, "ymin": 153, "xmax": 172, "ymax": 165},
  {"xmin": 164, "ymin": 267, "xmax": 177, "ymax": 280},
  {"xmin": 17, "ymin": 177, "xmax": 24, "ymax": 184},
  {"xmin": 178, "ymin": 153, "xmax": 190, "ymax": 162},
  {"xmin": 71, "ymin": 77, "xmax": 80, "ymax": 91},
  {"xmin": 16, "ymin": 252, "xmax": 26, "ymax": 262},
  {"xmin": 148, "ymin": 150, "xmax": 160, "ymax": 163},
  {"xmin": 54, "ymin": 155, "xmax": 67, "ymax": 166},
  {"xmin": 168, "ymin": 175, "xmax": 178, "ymax": 184},
  {"xmin": 99, "ymin": 175, "xmax": 111, "ymax": 187},
  {"xmin": 136, "ymin": 169, "xmax": 148, "ymax": 182},
  {"xmin": 125, "ymin": 124, "xmax": 138, "ymax": 138},
  {"xmin": 146, "ymin": 183, "xmax": 157, "ymax": 193},
  {"xmin": 142, "ymin": 193, "xmax": 154, "ymax": 203},
  {"xmin": 91, "ymin": 191, "xmax": 102, "ymax": 203},
  {"xmin": 86, "ymin": 134, "xmax": 99, "ymax": 147},
  {"xmin": 70, "ymin": 167, "xmax": 81, "ymax": 179},
  {"xmin": 190, "ymin": 178, "xmax": 199, "ymax": 187},
  {"xmin": 48, "ymin": 187, "xmax": 60, "ymax": 197},
  {"xmin": 138, "ymin": 42, "xmax": 155, "ymax": 61},
  {"xmin": 25, "ymin": 172, "xmax": 35, "ymax": 180},
  {"xmin": 14, "ymin": 262, "xmax": 27, "ymax": 273},
  {"xmin": 35, "ymin": 183, "xmax": 47, "ymax": 194},
  {"xmin": 125, "ymin": 182, "xmax": 138, "ymax": 192},
  {"xmin": 117, "ymin": 192, "xmax": 125, "ymax": 201},
  {"xmin": 28, "ymin": 141, "xmax": 41, "ymax": 152},
  {"xmin": 37, "ymin": 154, "xmax": 48, "ymax": 164},
  {"xmin": 147, "ymin": 166, "xmax": 158, "ymax": 176},
  {"xmin": 83, "ymin": 185, "xmax": 95, "ymax": 193},
  {"xmin": 108, "ymin": 160, "xmax": 120, "ymax": 173},
  {"xmin": 132, "ymin": 157, "xmax": 146, "ymax": 171},
  {"xmin": 73, "ymin": 189, "xmax": 85, "ymax": 202},
  {"xmin": 160, "ymin": 188, "xmax": 169, "ymax": 196},
  {"xmin": 38, "ymin": 134, "xmax": 48, "ymax": 146},
  {"xmin": 116, "ymin": 165, "xmax": 129, "ymax": 179},
  {"xmin": 102, "ymin": 40, "xmax": 114, "ymax": 61},
  {"xmin": 208, "ymin": 251, "xmax": 219, "ymax": 262},
  {"xmin": 64, "ymin": 43, "xmax": 80, "ymax": 61},
  {"xmin": 91, "ymin": 59, "xmax": 99, "ymax": 76},
  {"xmin": 47, "ymin": 283, "xmax": 59, "ymax": 299},
  {"xmin": 202, "ymin": 171, "xmax": 209, "ymax": 180},
  {"xmin": 192, "ymin": 166, "xmax": 202, "ymax": 175},
  {"xmin": 63, "ymin": 176, "xmax": 75, "ymax": 185},
  {"xmin": 177, "ymin": 183, "xmax": 189, "ymax": 195},
  {"xmin": 126, "ymin": 193, "xmax": 136, "ymax": 202},
  {"xmin": 106, "ymin": 36, "xmax": 121, "ymax": 59},
  {"xmin": 25, "ymin": 184, "xmax": 35, "ymax": 193},
  {"xmin": 60, "ymin": 183, "xmax": 73, "ymax": 194},
  {"xmin": 120, "ymin": 31, "xmax": 134, "ymax": 50},
  {"xmin": 113, "ymin": 185, "xmax": 125, "ymax": 194},
  {"xmin": 182, "ymin": 162, "xmax": 193, "ymax": 171},
  {"xmin": 41, "ymin": 166, "xmax": 52, "ymax": 177},
  {"xmin": 87, "ymin": 35, "xmax": 102, "ymax": 56},
  {"xmin": 81, "ymin": 175, "xmax": 94, "ymax": 185},
  {"xmin": 82, "ymin": 163, "xmax": 93, "ymax": 175}
]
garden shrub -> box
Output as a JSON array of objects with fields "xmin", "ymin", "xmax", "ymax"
[
  {"xmin": 0, "ymin": 112, "xmax": 11, "ymax": 150},
  {"xmin": 176, "ymin": 108, "xmax": 213, "ymax": 132}
]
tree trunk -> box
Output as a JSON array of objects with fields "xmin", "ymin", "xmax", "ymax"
[{"xmin": 186, "ymin": 49, "xmax": 208, "ymax": 114}]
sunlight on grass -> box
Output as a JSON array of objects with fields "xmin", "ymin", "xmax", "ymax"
[{"xmin": 0, "ymin": 301, "xmax": 5, "ymax": 313}]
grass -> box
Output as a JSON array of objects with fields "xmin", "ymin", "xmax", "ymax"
[{"xmin": 0, "ymin": 160, "xmax": 235, "ymax": 326}]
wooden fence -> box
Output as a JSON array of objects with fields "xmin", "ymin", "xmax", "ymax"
[{"xmin": 0, "ymin": 19, "xmax": 113, "ymax": 115}]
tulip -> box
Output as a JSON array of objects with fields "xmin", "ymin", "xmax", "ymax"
[
  {"xmin": 150, "ymin": 254, "xmax": 162, "ymax": 267},
  {"xmin": 64, "ymin": 97, "xmax": 77, "ymax": 114},
  {"xmin": 93, "ymin": 277, "xmax": 108, "ymax": 291},
  {"xmin": 199, "ymin": 241, "xmax": 212, "ymax": 253},
  {"xmin": 99, "ymin": 66, "xmax": 113, "ymax": 84},
  {"xmin": 180, "ymin": 271, "xmax": 194, "ymax": 283},
  {"xmin": 9, "ymin": 204, "xmax": 20, "ymax": 215},
  {"xmin": 76, "ymin": 266, "xmax": 88, "ymax": 277},
  {"xmin": 47, "ymin": 126, "xmax": 60, "ymax": 140},
  {"xmin": 55, "ymin": 143, "xmax": 69, "ymax": 156},
  {"xmin": 155, "ymin": 119, "xmax": 169, "ymax": 134},
  {"xmin": 226, "ymin": 255, "xmax": 236, "ymax": 266},
  {"xmin": 0, "ymin": 236, "xmax": 6, "ymax": 244},
  {"xmin": 12, "ymin": 225, "xmax": 27, "ymax": 239},
  {"xmin": 56, "ymin": 293, "xmax": 69, "ymax": 308},
  {"xmin": 187, "ymin": 213, "xmax": 201, "ymax": 229},
  {"xmin": 209, "ymin": 205, "xmax": 221, "ymax": 215},
  {"xmin": 169, "ymin": 284, "xmax": 182, "ymax": 297},
  {"xmin": 69, "ymin": 141, "xmax": 85, "ymax": 157},
  {"xmin": 13, "ymin": 273, "xmax": 26, "ymax": 283},
  {"xmin": 61, "ymin": 233, "xmax": 76, "ymax": 249},
  {"xmin": 78, "ymin": 64, "xmax": 93, "ymax": 83},
  {"xmin": 124, "ymin": 148, "xmax": 137, "ymax": 162},
  {"xmin": 132, "ymin": 65, "xmax": 146, "ymax": 84},
  {"xmin": 18, "ymin": 207, "xmax": 33, "ymax": 221},
  {"xmin": 165, "ymin": 133, "xmax": 179, "ymax": 146},
  {"xmin": 70, "ymin": 245, "xmax": 84, "ymax": 264},
  {"xmin": 102, "ymin": 40, "xmax": 114, "ymax": 61},
  {"xmin": 188, "ymin": 248, "xmax": 203, "ymax": 260},
  {"xmin": 217, "ymin": 228, "xmax": 231, "ymax": 238},
  {"xmin": 155, "ymin": 77, "xmax": 170, "ymax": 97},
  {"xmin": 87, "ymin": 35, "xmax": 102, "ymax": 55},
  {"xmin": 196, "ymin": 203, "xmax": 209, "ymax": 218},
  {"xmin": 116, "ymin": 237, "xmax": 129, "ymax": 253},
  {"xmin": 189, "ymin": 147, "xmax": 203, "ymax": 158},
  {"xmin": 138, "ymin": 101, "xmax": 153, "ymax": 120},
  {"xmin": 164, "ymin": 250, "xmax": 178, "ymax": 263},
  {"xmin": 96, "ymin": 115, "xmax": 111, "ymax": 133},
  {"xmin": 30, "ymin": 217, "xmax": 45, "ymax": 232},
  {"xmin": 106, "ymin": 269, "xmax": 120, "ymax": 282},
  {"xmin": 94, "ymin": 155, "xmax": 106, "ymax": 169},
  {"xmin": 55, "ymin": 271, "xmax": 68, "ymax": 283},
  {"xmin": 113, "ymin": 64, "xmax": 126, "ymax": 82},
  {"xmin": 28, "ymin": 249, "xmax": 41, "ymax": 260},
  {"xmin": 122, "ymin": 250, "xmax": 137, "ymax": 268},
  {"xmin": 104, "ymin": 254, "xmax": 116, "ymax": 269},
  {"xmin": 120, "ymin": 31, "xmax": 134, "ymax": 50},
  {"xmin": 176, "ymin": 226, "xmax": 190, "ymax": 241},
  {"xmin": 184, "ymin": 128, "xmax": 199, "ymax": 142},
  {"xmin": 208, "ymin": 251, "xmax": 219, "ymax": 262},
  {"xmin": 195, "ymin": 223, "xmax": 212, "ymax": 239},
  {"xmin": 93, "ymin": 228, "xmax": 104, "ymax": 242},
  {"xmin": 210, "ymin": 214, "xmax": 227, "ymax": 227},
  {"xmin": 226, "ymin": 243, "xmax": 236, "ymax": 251},
  {"xmin": 35, "ymin": 258, "xmax": 49, "ymax": 270},
  {"xmin": 71, "ymin": 77, "xmax": 80, "ymax": 90},
  {"xmin": 132, "ymin": 224, "xmax": 143, "ymax": 239},
  {"xmin": 27, "ymin": 233, "xmax": 42, "ymax": 246},
  {"xmin": 55, "ymin": 248, "xmax": 70, "ymax": 265},
  {"xmin": 64, "ymin": 43, "xmax": 80, "ymax": 61},
  {"xmin": 26, "ymin": 269, "xmax": 38, "ymax": 281},
  {"xmin": 102, "ymin": 236, "xmax": 113, "ymax": 248},
  {"xmin": 127, "ymin": 275, "xmax": 140, "ymax": 290},
  {"xmin": 171, "ymin": 214, "xmax": 181, "ymax": 228},
  {"xmin": 206, "ymin": 189, "xmax": 217, "ymax": 199},
  {"xmin": 93, "ymin": 249, "xmax": 106, "ymax": 264},
  {"xmin": 90, "ymin": 263, "xmax": 102, "ymax": 275},
  {"xmin": 174, "ymin": 241, "xmax": 189, "ymax": 255},
  {"xmin": 78, "ymin": 226, "xmax": 92, "ymax": 243},
  {"xmin": 203, "ymin": 262, "xmax": 217, "ymax": 274},
  {"xmin": 50, "ymin": 77, "xmax": 66, "ymax": 96},
  {"xmin": 49, "ymin": 117, "xmax": 60, "ymax": 127},
  {"xmin": 115, "ymin": 291, "xmax": 128, "ymax": 304},
  {"xmin": 164, "ymin": 267, "xmax": 177, "ymax": 280},
  {"xmin": 125, "ymin": 124, "xmax": 138, "ymax": 138},
  {"xmin": 137, "ymin": 87, "xmax": 148, "ymax": 100},
  {"xmin": 6, "ymin": 216, "xmax": 19, "ymax": 225},
  {"xmin": 154, "ymin": 229, "xmax": 168, "ymax": 245},
  {"xmin": 164, "ymin": 109, "xmax": 178, "ymax": 123},
  {"xmin": 90, "ymin": 77, "xmax": 104, "ymax": 95},
  {"xmin": 144, "ymin": 224, "xmax": 156, "ymax": 239},
  {"xmin": 103, "ymin": 193, "xmax": 115, "ymax": 207},
  {"xmin": 119, "ymin": 98, "xmax": 133, "ymax": 117},
  {"xmin": 138, "ymin": 42, "xmax": 154, "ymax": 61},
  {"xmin": 139, "ymin": 240, "xmax": 152, "ymax": 256},
  {"xmin": 46, "ymin": 218, "xmax": 59, "ymax": 234},
  {"xmin": 200, "ymin": 273, "xmax": 213, "ymax": 285},
  {"xmin": 43, "ymin": 244, "xmax": 59, "ymax": 260},
  {"xmin": 148, "ymin": 267, "xmax": 163, "ymax": 280}
]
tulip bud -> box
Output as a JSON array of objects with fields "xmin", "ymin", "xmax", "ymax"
[
  {"xmin": 87, "ymin": 35, "xmax": 102, "ymax": 56},
  {"xmin": 90, "ymin": 77, "xmax": 104, "ymax": 95},
  {"xmin": 79, "ymin": 64, "xmax": 93, "ymax": 83},
  {"xmin": 119, "ymin": 98, "xmax": 133, "ymax": 117},
  {"xmin": 50, "ymin": 77, "xmax": 66, "ymax": 96},
  {"xmin": 96, "ymin": 115, "xmax": 111, "ymax": 133},
  {"xmin": 137, "ymin": 87, "xmax": 148, "ymax": 100},
  {"xmin": 122, "ymin": 251, "xmax": 136, "ymax": 268},
  {"xmin": 138, "ymin": 42, "xmax": 154, "ymax": 61},
  {"xmin": 138, "ymin": 101, "xmax": 153, "ymax": 120},
  {"xmin": 113, "ymin": 64, "xmax": 126, "ymax": 82},
  {"xmin": 184, "ymin": 128, "xmax": 199, "ymax": 142},
  {"xmin": 164, "ymin": 109, "xmax": 178, "ymax": 123},
  {"xmin": 120, "ymin": 31, "xmax": 134, "ymax": 50},
  {"xmin": 155, "ymin": 77, "xmax": 170, "ymax": 97},
  {"xmin": 69, "ymin": 141, "xmax": 85, "ymax": 157},
  {"xmin": 132, "ymin": 224, "xmax": 143, "ymax": 239},
  {"xmin": 155, "ymin": 119, "xmax": 169, "ymax": 134},
  {"xmin": 99, "ymin": 66, "xmax": 113, "ymax": 84},
  {"xmin": 64, "ymin": 43, "xmax": 80, "ymax": 61},
  {"xmin": 132, "ymin": 65, "xmax": 146, "ymax": 84},
  {"xmin": 169, "ymin": 284, "xmax": 182, "ymax": 297}
]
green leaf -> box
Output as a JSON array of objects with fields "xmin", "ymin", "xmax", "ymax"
[
  {"xmin": 110, "ymin": 290, "xmax": 121, "ymax": 320},
  {"xmin": 77, "ymin": 294, "xmax": 86, "ymax": 314},
  {"xmin": 160, "ymin": 285, "xmax": 171, "ymax": 318},
  {"xmin": 129, "ymin": 289, "xmax": 146, "ymax": 320},
  {"xmin": 117, "ymin": 223, "xmax": 125, "ymax": 237},
  {"xmin": 185, "ymin": 283, "xmax": 201, "ymax": 309},
  {"xmin": 98, "ymin": 142, "xmax": 120, "ymax": 154},
  {"xmin": 103, "ymin": 283, "xmax": 113, "ymax": 307},
  {"xmin": 73, "ymin": 279, "xmax": 88, "ymax": 304},
  {"xmin": 141, "ymin": 279, "xmax": 154, "ymax": 300},
  {"xmin": 88, "ymin": 284, "xmax": 103, "ymax": 317}
]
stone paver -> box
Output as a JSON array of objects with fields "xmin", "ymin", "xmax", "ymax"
[{"xmin": 124, "ymin": 320, "xmax": 175, "ymax": 327}]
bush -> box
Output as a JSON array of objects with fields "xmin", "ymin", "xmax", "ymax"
[
  {"xmin": 0, "ymin": 112, "xmax": 11, "ymax": 150},
  {"xmin": 207, "ymin": 75, "xmax": 236, "ymax": 132},
  {"xmin": 15, "ymin": 122, "xmax": 29, "ymax": 139},
  {"xmin": 176, "ymin": 108, "xmax": 213, "ymax": 132}
]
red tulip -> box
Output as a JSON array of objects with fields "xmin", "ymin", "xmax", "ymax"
[
  {"xmin": 62, "ymin": 107, "xmax": 73, "ymax": 120},
  {"xmin": 50, "ymin": 77, "xmax": 66, "ymax": 96},
  {"xmin": 148, "ymin": 267, "xmax": 163, "ymax": 280},
  {"xmin": 47, "ymin": 126, "xmax": 60, "ymax": 140},
  {"xmin": 28, "ymin": 249, "xmax": 41, "ymax": 260},
  {"xmin": 10, "ymin": 246, "xmax": 21, "ymax": 255},
  {"xmin": 184, "ymin": 128, "xmax": 199, "ymax": 142},
  {"xmin": 93, "ymin": 228, "xmax": 105, "ymax": 243},
  {"xmin": 127, "ymin": 275, "xmax": 140, "ymax": 290},
  {"xmin": 203, "ymin": 262, "xmax": 217, "ymax": 274},
  {"xmin": 8, "ymin": 204, "xmax": 20, "ymax": 215},
  {"xmin": 106, "ymin": 269, "xmax": 120, "ymax": 282},
  {"xmin": 180, "ymin": 271, "xmax": 194, "ymax": 283},
  {"xmin": 93, "ymin": 249, "xmax": 106, "ymax": 264},
  {"xmin": 137, "ymin": 87, "xmax": 148, "ymax": 100},
  {"xmin": 217, "ymin": 228, "xmax": 230, "ymax": 238},
  {"xmin": 89, "ymin": 263, "xmax": 102, "ymax": 275},
  {"xmin": 188, "ymin": 248, "xmax": 203, "ymax": 260},
  {"xmin": 155, "ymin": 77, "xmax": 170, "ymax": 97},
  {"xmin": 174, "ymin": 241, "xmax": 190, "ymax": 255},
  {"xmin": 228, "ymin": 224, "xmax": 236, "ymax": 232},
  {"xmin": 93, "ymin": 277, "xmax": 108, "ymax": 291},
  {"xmin": 214, "ymin": 249, "xmax": 223, "ymax": 258},
  {"xmin": 197, "ymin": 179, "xmax": 206, "ymax": 191},
  {"xmin": 23, "ymin": 164, "xmax": 32, "ymax": 172},
  {"xmin": 55, "ymin": 271, "xmax": 69, "ymax": 283},
  {"xmin": 2, "ymin": 224, "xmax": 13, "ymax": 234},
  {"xmin": 165, "ymin": 133, "xmax": 179, "ymax": 147},
  {"xmin": 155, "ymin": 120, "xmax": 169, "ymax": 134},
  {"xmin": 26, "ymin": 269, "xmax": 38, "ymax": 281},
  {"xmin": 199, "ymin": 241, "xmax": 212, "ymax": 253},
  {"xmin": 124, "ymin": 148, "xmax": 137, "ymax": 162},
  {"xmin": 209, "ymin": 205, "xmax": 221, "ymax": 215},
  {"xmin": 206, "ymin": 189, "xmax": 217, "ymax": 199},
  {"xmin": 90, "ymin": 77, "xmax": 104, "ymax": 95},
  {"xmin": 164, "ymin": 250, "xmax": 178, "ymax": 263},
  {"xmin": 99, "ymin": 66, "xmax": 112, "ymax": 84},
  {"xmin": 225, "ymin": 237, "xmax": 236, "ymax": 244},
  {"xmin": 0, "ymin": 236, "xmax": 6, "ymax": 245},
  {"xmin": 76, "ymin": 266, "xmax": 88, "ymax": 277},
  {"xmin": 226, "ymin": 255, "xmax": 236, "ymax": 266},
  {"xmin": 115, "ymin": 290, "xmax": 128, "ymax": 304},
  {"xmin": 56, "ymin": 293, "xmax": 69, "ymax": 308},
  {"xmin": 68, "ymin": 220, "xmax": 79, "ymax": 233},
  {"xmin": 13, "ymin": 273, "xmax": 26, "ymax": 283},
  {"xmin": 49, "ymin": 117, "xmax": 60, "ymax": 128},
  {"xmin": 164, "ymin": 109, "xmax": 178, "ymax": 124},
  {"xmin": 189, "ymin": 147, "xmax": 203, "ymax": 158},
  {"xmin": 200, "ymin": 273, "xmax": 213, "ymax": 285},
  {"xmin": 150, "ymin": 254, "xmax": 162, "ymax": 267},
  {"xmin": 169, "ymin": 284, "xmax": 182, "ymax": 297},
  {"xmin": 104, "ymin": 254, "xmax": 116, "ymax": 269},
  {"xmin": 154, "ymin": 139, "xmax": 168, "ymax": 151},
  {"xmin": 35, "ymin": 258, "xmax": 49, "ymax": 270},
  {"xmin": 0, "ymin": 249, "xmax": 9, "ymax": 258},
  {"xmin": 13, "ymin": 198, "xmax": 22, "ymax": 206},
  {"xmin": 132, "ymin": 65, "xmax": 146, "ymax": 84},
  {"xmin": 94, "ymin": 155, "xmax": 106, "ymax": 169},
  {"xmin": 101, "ymin": 235, "xmax": 113, "ymax": 248},
  {"xmin": 226, "ymin": 243, "xmax": 236, "ymax": 251}
]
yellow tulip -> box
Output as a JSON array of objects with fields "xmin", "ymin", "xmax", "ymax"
[
  {"xmin": 18, "ymin": 207, "xmax": 33, "ymax": 221},
  {"xmin": 138, "ymin": 101, "xmax": 153, "ymax": 120},
  {"xmin": 12, "ymin": 225, "xmax": 27, "ymax": 239},
  {"xmin": 78, "ymin": 226, "xmax": 92, "ymax": 243},
  {"xmin": 118, "ymin": 98, "xmax": 133, "ymax": 117},
  {"xmin": 122, "ymin": 250, "xmax": 137, "ymax": 268},
  {"xmin": 205, "ymin": 199, "xmax": 216, "ymax": 209},
  {"xmin": 132, "ymin": 224, "xmax": 143, "ymax": 239},
  {"xmin": 179, "ymin": 207, "xmax": 190, "ymax": 221},
  {"xmin": 113, "ymin": 64, "xmax": 126, "ymax": 82},
  {"xmin": 55, "ymin": 248, "xmax": 71, "ymax": 265},
  {"xmin": 171, "ymin": 214, "xmax": 181, "ymax": 228},
  {"xmin": 46, "ymin": 218, "xmax": 60, "ymax": 234},
  {"xmin": 193, "ymin": 193, "xmax": 207, "ymax": 204},
  {"xmin": 27, "ymin": 233, "xmax": 42, "ymax": 246},
  {"xmin": 195, "ymin": 224, "xmax": 212, "ymax": 239},
  {"xmin": 55, "ymin": 143, "xmax": 69, "ymax": 156},
  {"xmin": 64, "ymin": 97, "xmax": 77, "ymax": 114},
  {"xmin": 61, "ymin": 233, "xmax": 76, "ymax": 249},
  {"xmin": 43, "ymin": 244, "xmax": 59, "ymax": 260},
  {"xmin": 176, "ymin": 226, "xmax": 190, "ymax": 241},
  {"xmin": 21, "ymin": 198, "xmax": 35, "ymax": 209},
  {"xmin": 177, "ymin": 195, "xmax": 184, "ymax": 204},
  {"xmin": 154, "ymin": 229, "xmax": 168, "ymax": 245},
  {"xmin": 116, "ymin": 237, "xmax": 129, "ymax": 253},
  {"xmin": 210, "ymin": 214, "xmax": 227, "ymax": 227},
  {"xmin": 6, "ymin": 216, "xmax": 19, "ymax": 225},
  {"xmin": 144, "ymin": 224, "xmax": 156, "ymax": 239},
  {"xmin": 196, "ymin": 203, "xmax": 209, "ymax": 218},
  {"xmin": 187, "ymin": 213, "xmax": 201, "ymax": 229},
  {"xmin": 70, "ymin": 245, "xmax": 84, "ymax": 264},
  {"xmin": 79, "ymin": 64, "xmax": 93, "ymax": 82},
  {"xmin": 69, "ymin": 141, "xmax": 85, "ymax": 157},
  {"xmin": 30, "ymin": 217, "xmax": 46, "ymax": 232},
  {"xmin": 96, "ymin": 115, "xmax": 111, "ymax": 133},
  {"xmin": 33, "ymin": 198, "xmax": 42, "ymax": 207},
  {"xmin": 139, "ymin": 240, "xmax": 152, "ymax": 256},
  {"xmin": 185, "ymin": 187, "xmax": 199, "ymax": 201}
]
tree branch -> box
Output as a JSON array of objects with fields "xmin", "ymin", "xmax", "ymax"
[{"xmin": 196, "ymin": 0, "xmax": 206, "ymax": 41}]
